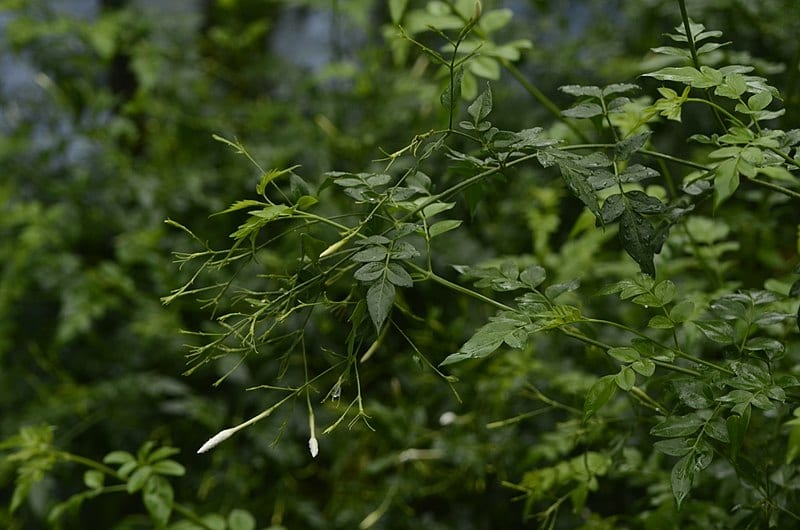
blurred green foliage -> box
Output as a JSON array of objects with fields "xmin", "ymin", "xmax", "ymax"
[{"xmin": 1, "ymin": 1, "xmax": 799, "ymax": 529}]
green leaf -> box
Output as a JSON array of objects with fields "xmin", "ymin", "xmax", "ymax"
[
  {"xmin": 625, "ymin": 191, "xmax": 665, "ymax": 214},
  {"xmin": 648, "ymin": 315, "xmax": 674, "ymax": 329},
  {"xmin": 385, "ymin": 262, "xmax": 413, "ymax": 287},
  {"xmin": 654, "ymin": 437, "xmax": 694, "ymax": 457},
  {"xmin": 603, "ymin": 83, "xmax": 639, "ymax": 96},
  {"xmin": 544, "ymin": 278, "xmax": 580, "ymax": 300},
  {"xmin": 615, "ymin": 132, "xmax": 651, "ymax": 159},
  {"xmin": 354, "ymin": 262, "xmax": 384, "ymax": 282},
  {"xmin": 669, "ymin": 300, "xmax": 695, "ymax": 322},
  {"xmin": 673, "ymin": 380, "xmax": 713, "ymax": 409},
  {"xmin": 519, "ymin": 265, "xmax": 546, "ymax": 289},
  {"xmin": 440, "ymin": 66, "xmax": 463, "ymax": 113},
  {"xmin": 619, "ymin": 209, "xmax": 656, "ymax": 276},
  {"xmin": 147, "ymin": 446, "xmax": 180, "ymax": 463},
  {"xmin": 103, "ymin": 450, "xmax": 135, "ymax": 465},
  {"xmin": 389, "ymin": 0, "xmax": 408, "ymax": 23},
  {"xmin": 127, "ymin": 465, "xmax": 153, "ymax": 494},
  {"xmin": 151, "ymin": 460, "xmax": 186, "ymax": 477},
  {"xmin": 441, "ymin": 314, "xmax": 528, "ymax": 366},
  {"xmin": 212, "ymin": 200, "xmax": 266, "ymax": 217},
  {"xmin": 479, "ymin": 8, "xmax": 513, "ymax": 32},
  {"xmin": 600, "ymin": 194, "xmax": 625, "ymax": 224},
  {"xmin": 467, "ymin": 84, "xmax": 493, "ymax": 125},
  {"xmin": 748, "ymin": 90, "xmax": 772, "ymax": 111},
  {"xmin": 143, "ymin": 475, "xmax": 173, "ymax": 528},
  {"xmin": 469, "ymin": 56, "xmax": 501, "ymax": 80},
  {"xmin": 715, "ymin": 73, "xmax": 747, "ymax": 99},
  {"xmin": 562, "ymin": 103, "xmax": 603, "ymax": 119},
  {"xmin": 671, "ymin": 453, "xmax": 694, "ymax": 509},
  {"xmin": 787, "ymin": 424, "xmax": 800, "ymax": 464},
  {"xmin": 583, "ymin": 375, "xmax": 617, "ymax": 422},
  {"xmin": 631, "ymin": 359, "xmax": 655, "ymax": 376},
  {"xmin": 228, "ymin": 509, "xmax": 256, "ymax": 530},
  {"xmin": 618, "ymin": 165, "xmax": 660, "ymax": 184},
  {"xmin": 83, "ymin": 470, "xmax": 105, "ymax": 489},
  {"xmin": 256, "ymin": 166, "xmax": 300, "ymax": 196},
  {"xmin": 559, "ymin": 164, "xmax": 600, "ymax": 217},
  {"xmin": 727, "ymin": 408, "xmax": 750, "ymax": 461},
  {"xmin": 713, "ymin": 157, "xmax": 740, "ymax": 209},
  {"xmin": 560, "ymin": 85, "xmax": 602, "ymax": 98},
  {"xmin": 389, "ymin": 241, "xmax": 420, "ymax": 259},
  {"xmin": 428, "ymin": 219, "xmax": 462, "ymax": 238},
  {"xmin": 367, "ymin": 279, "xmax": 395, "ymax": 332},
  {"xmin": 607, "ymin": 346, "xmax": 640, "ymax": 363},
  {"xmin": 650, "ymin": 414, "xmax": 705, "ymax": 437},
  {"xmin": 352, "ymin": 246, "xmax": 388, "ymax": 262},
  {"xmin": 693, "ymin": 320, "xmax": 735, "ymax": 344},
  {"xmin": 615, "ymin": 366, "xmax": 636, "ymax": 390}
]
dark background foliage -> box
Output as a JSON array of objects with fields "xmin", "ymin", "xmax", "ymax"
[{"xmin": 1, "ymin": 1, "xmax": 799, "ymax": 529}]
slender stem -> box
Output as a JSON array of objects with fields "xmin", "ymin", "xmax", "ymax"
[
  {"xmin": 685, "ymin": 97, "xmax": 746, "ymax": 128},
  {"xmin": 501, "ymin": 60, "xmax": 591, "ymax": 143},
  {"xmin": 640, "ymin": 149, "xmax": 710, "ymax": 171},
  {"xmin": 58, "ymin": 452, "xmax": 121, "ymax": 478},
  {"xmin": 398, "ymin": 153, "xmax": 540, "ymax": 222},
  {"xmin": 172, "ymin": 503, "xmax": 220, "ymax": 530},
  {"xmin": 586, "ymin": 318, "xmax": 734, "ymax": 375},
  {"xmin": 561, "ymin": 328, "xmax": 702, "ymax": 377},
  {"xmin": 412, "ymin": 264, "xmax": 514, "ymax": 312},
  {"xmin": 677, "ymin": 0, "xmax": 700, "ymax": 68},
  {"xmin": 748, "ymin": 176, "xmax": 800, "ymax": 200}
]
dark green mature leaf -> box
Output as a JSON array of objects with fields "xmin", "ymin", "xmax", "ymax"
[
  {"xmin": 626, "ymin": 191, "xmax": 665, "ymax": 214},
  {"xmin": 727, "ymin": 407, "xmax": 751, "ymax": 461},
  {"xmin": 619, "ymin": 209, "xmax": 656, "ymax": 276},
  {"xmin": 671, "ymin": 453, "xmax": 694, "ymax": 509},
  {"xmin": 600, "ymin": 194, "xmax": 625, "ymax": 224},
  {"xmin": 650, "ymin": 414, "xmax": 705, "ymax": 437},
  {"xmin": 615, "ymin": 132, "xmax": 651, "ymax": 159},
  {"xmin": 618, "ymin": 164, "xmax": 660, "ymax": 183},
  {"xmin": 693, "ymin": 320, "xmax": 735, "ymax": 344},
  {"xmin": 560, "ymin": 164, "xmax": 600, "ymax": 217},
  {"xmin": 354, "ymin": 262, "xmax": 385, "ymax": 282},
  {"xmin": 673, "ymin": 380, "xmax": 713, "ymax": 409},
  {"xmin": 583, "ymin": 375, "xmax": 617, "ymax": 421},
  {"xmin": 654, "ymin": 437, "xmax": 693, "ymax": 457},
  {"xmin": 352, "ymin": 246, "xmax": 389, "ymax": 262},
  {"xmin": 367, "ymin": 279, "xmax": 395, "ymax": 331},
  {"xmin": 385, "ymin": 262, "xmax": 413, "ymax": 287}
]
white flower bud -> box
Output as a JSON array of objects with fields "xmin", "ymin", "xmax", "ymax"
[
  {"xmin": 197, "ymin": 427, "xmax": 236, "ymax": 454},
  {"xmin": 309, "ymin": 436, "xmax": 319, "ymax": 458}
]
